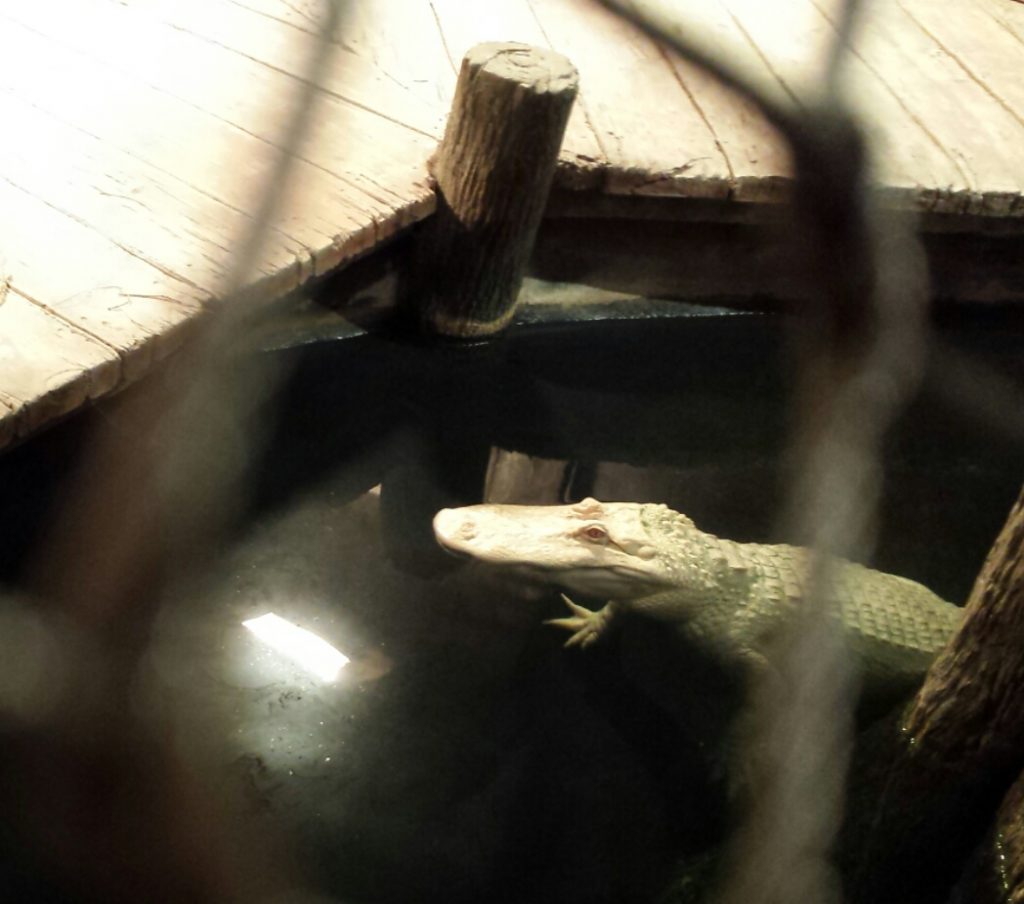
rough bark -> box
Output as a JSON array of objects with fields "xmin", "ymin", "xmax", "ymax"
[
  {"xmin": 414, "ymin": 42, "xmax": 578, "ymax": 337},
  {"xmin": 904, "ymin": 484, "xmax": 1024, "ymax": 764}
]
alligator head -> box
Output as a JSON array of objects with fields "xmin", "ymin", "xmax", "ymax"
[{"xmin": 432, "ymin": 497, "xmax": 692, "ymax": 599}]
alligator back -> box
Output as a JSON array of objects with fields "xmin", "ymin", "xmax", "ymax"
[
  {"xmin": 832, "ymin": 561, "xmax": 963, "ymax": 687},
  {"xmin": 675, "ymin": 539, "xmax": 963, "ymax": 694}
]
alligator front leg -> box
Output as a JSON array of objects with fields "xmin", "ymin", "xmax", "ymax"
[{"xmin": 545, "ymin": 594, "xmax": 622, "ymax": 648}]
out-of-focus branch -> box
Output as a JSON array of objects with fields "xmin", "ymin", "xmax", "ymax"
[
  {"xmin": 5, "ymin": 2, "xmax": 348, "ymax": 901},
  {"xmin": 594, "ymin": 0, "xmax": 799, "ymax": 137},
  {"xmin": 593, "ymin": 3, "xmax": 931, "ymax": 904},
  {"xmin": 37, "ymin": 0, "xmax": 343, "ymax": 651},
  {"xmin": 822, "ymin": 0, "xmax": 867, "ymax": 93}
]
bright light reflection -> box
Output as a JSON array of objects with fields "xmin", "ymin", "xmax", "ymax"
[{"xmin": 242, "ymin": 613, "xmax": 350, "ymax": 682}]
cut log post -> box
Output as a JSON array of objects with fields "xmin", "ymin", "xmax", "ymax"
[
  {"xmin": 413, "ymin": 42, "xmax": 579, "ymax": 338},
  {"xmin": 840, "ymin": 484, "xmax": 1024, "ymax": 903}
]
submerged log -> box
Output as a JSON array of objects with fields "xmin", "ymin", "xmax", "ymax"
[
  {"xmin": 840, "ymin": 484, "xmax": 1024, "ymax": 903},
  {"xmin": 413, "ymin": 42, "xmax": 578, "ymax": 337}
]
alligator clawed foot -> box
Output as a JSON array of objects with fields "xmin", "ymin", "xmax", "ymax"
[{"xmin": 544, "ymin": 594, "xmax": 617, "ymax": 649}]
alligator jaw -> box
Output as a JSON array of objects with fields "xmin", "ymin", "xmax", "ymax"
[
  {"xmin": 432, "ymin": 501, "xmax": 674, "ymax": 600},
  {"xmin": 433, "ymin": 504, "xmax": 572, "ymax": 565},
  {"xmin": 433, "ymin": 507, "xmax": 481, "ymax": 556}
]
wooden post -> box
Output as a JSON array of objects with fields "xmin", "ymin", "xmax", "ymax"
[
  {"xmin": 414, "ymin": 42, "xmax": 578, "ymax": 338},
  {"xmin": 840, "ymin": 485, "xmax": 1024, "ymax": 902}
]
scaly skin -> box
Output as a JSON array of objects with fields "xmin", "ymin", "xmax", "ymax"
[{"xmin": 432, "ymin": 497, "xmax": 963, "ymax": 696}]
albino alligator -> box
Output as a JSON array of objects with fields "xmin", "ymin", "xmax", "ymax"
[{"xmin": 432, "ymin": 498, "xmax": 963, "ymax": 697}]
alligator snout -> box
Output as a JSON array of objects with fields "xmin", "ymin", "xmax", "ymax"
[{"xmin": 433, "ymin": 508, "xmax": 478, "ymax": 553}]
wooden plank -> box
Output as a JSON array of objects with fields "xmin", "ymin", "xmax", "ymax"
[
  {"xmin": 0, "ymin": 0, "xmax": 436, "ymax": 231},
  {"xmin": 898, "ymin": 0, "xmax": 1024, "ymax": 129},
  {"xmin": 0, "ymin": 0, "xmax": 438, "ymax": 448},
  {"xmin": 526, "ymin": 0, "xmax": 731, "ymax": 199},
  {"xmin": 420, "ymin": 0, "xmax": 551, "ymax": 79},
  {"xmin": 717, "ymin": 0, "xmax": 836, "ymax": 102},
  {"xmin": 651, "ymin": 0, "xmax": 795, "ymax": 203},
  {"xmin": 0, "ymin": 88, "xmax": 306, "ymax": 303},
  {"xmin": 228, "ymin": 0, "xmax": 455, "ymax": 112},
  {"xmin": 426, "ymin": 0, "xmax": 606, "ymax": 183},
  {"xmin": 981, "ymin": 0, "xmax": 1024, "ymax": 46},
  {"xmin": 850, "ymin": 0, "xmax": 1024, "ymax": 215},
  {"xmin": 97, "ymin": 0, "xmax": 435, "ymax": 218},
  {"xmin": 113, "ymin": 0, "xmax": 450, "ymax": 139},
  {"xmin": 0, "ymin": 285, "xmax": 121, "ymax": 448},
  {"xmin": 0, "ymin": 23, "xmax": 395, "ymax": 282},
  {"xmin": 0, "ymin": 176, "xmax": 207, "ymax": 379},
  {"xmin": 719, "ymin": 0, "xmax": 977, "ymax": 213}
]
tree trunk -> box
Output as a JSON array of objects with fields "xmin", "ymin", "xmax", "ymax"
[{"xmin": 840, "ymin": 484, "xmax": 1024, "ymax": 903}]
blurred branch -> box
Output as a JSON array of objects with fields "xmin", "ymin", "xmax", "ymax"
[
  {"xmin": 595, "ymin": 0, "xmax": 800, "ymax": 136},
  {"xmin": 37, "ymin": 0, "xmax": 343, "ymax": 651},
  {"xmin": 7, "ymin": 2, "xmax": 348, "ymax": 902},
  {"xmin": 594, "ymin": 3, "xmax": 931, "ymax": 903},
  {"xmin": 822, "ymin": 0, "xmax": 867, "ymax": 94}
]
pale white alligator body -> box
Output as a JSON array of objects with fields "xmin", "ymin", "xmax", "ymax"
[{"xmin": 432, "ymin": 498, "xmax": 963, "ymax": 694}]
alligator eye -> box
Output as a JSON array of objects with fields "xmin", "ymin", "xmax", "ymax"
[{"xmin": 582, "ymin": 525, "xmax": 608, "ymax": 542}]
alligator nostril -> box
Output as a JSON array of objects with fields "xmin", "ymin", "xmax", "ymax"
[
  {"xmin": 458, "ymin": 521, "xmax": 477, "ymax": 541},
  {"xmin": 573, "ymin": 497, "xmax": 603, "ymax": 517}
]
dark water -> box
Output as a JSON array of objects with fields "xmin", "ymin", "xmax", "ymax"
[{"xmin": 1, "ymin": 303, "xmax": 1022, "ymax": 903}]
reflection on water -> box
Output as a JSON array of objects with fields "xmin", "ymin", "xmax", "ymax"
[{"xmin": 242, "ymin": 613, "xmax": 351, "ymax": 683}]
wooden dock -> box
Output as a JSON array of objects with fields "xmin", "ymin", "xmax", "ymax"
[{"xmin": 1, "ymin": 0, "xmax": 1023, "ymax": 448}]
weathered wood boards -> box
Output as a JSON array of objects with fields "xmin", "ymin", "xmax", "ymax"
[
  {"xmin": 0, "ymin": 0, "xmax": 435, "ymax": 447},
  {"xmin": 0, "ymin": 284, "xmax": 120, "ymax": 448},
  {"xmin": 1, "ymin": 0, "xmax": 1023, "ymax": 447}
]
